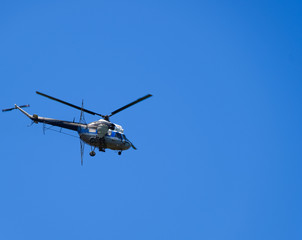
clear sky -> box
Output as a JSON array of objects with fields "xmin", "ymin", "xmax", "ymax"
[{"xmin": 1, "ymin": 0, "xmax": 302, "ymax": 239}]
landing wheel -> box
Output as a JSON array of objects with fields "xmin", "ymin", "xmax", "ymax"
[
  {"xmin": 118, "ymin": 151, "xmax": 122, "ymax": 155},
  {"xmin": 89, "ymin": 151, "xmax": 96, "ymax": 157}
]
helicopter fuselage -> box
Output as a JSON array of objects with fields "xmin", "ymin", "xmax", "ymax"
[{"xmin": 78, "ymin": 124, "xmax": 131, "ymax": 151}]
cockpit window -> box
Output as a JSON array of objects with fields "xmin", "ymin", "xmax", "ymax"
[{"xmin": 115, "ymin": 132, "xmax": 122, "ymax": 139}]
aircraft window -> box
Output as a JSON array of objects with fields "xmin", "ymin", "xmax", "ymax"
[{"xmin": 115, "ymin": 132, "xmax": 122, "ymax": 139}]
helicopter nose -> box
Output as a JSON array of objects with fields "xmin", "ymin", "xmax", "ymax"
[{"xmin": 124, "ymin": 141, "xmax": 131, "ymax": 149}]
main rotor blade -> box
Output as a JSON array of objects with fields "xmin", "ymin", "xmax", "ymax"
[
  {"xmin": 109, "ymin": 94, "xmax": 152, "ymax": 117},
  {"xmin": 36, "ymin": 91, "xmax": 105, "ymax": 118},
  {"xmin": 80, "ymin": 139, "xmax": 84, "ymax": 166}
]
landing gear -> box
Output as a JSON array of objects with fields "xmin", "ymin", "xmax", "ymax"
[
  {"xmin": 99, "ymin": 147, "xmax": 105, "ymax": 152},
  {"xmin": 118, "ymin": 151, "xmax": 122, "ymax": 155},
  {"xmin": 99, "ymin": 137, "xmax": 106, "ymax": 151},
  {"xmin": 89, "ymin": 151, "xmax": 96, "ymax": 157}
]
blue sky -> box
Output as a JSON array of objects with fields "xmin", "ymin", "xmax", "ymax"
[{"xmin": 1, "ymin": 0, "xmax": 302, "ymax": 239}]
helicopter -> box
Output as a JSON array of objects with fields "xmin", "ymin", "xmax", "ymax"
[{"xmin": 2, "ymin": 91, "xmax": 152, "ymax": 165}]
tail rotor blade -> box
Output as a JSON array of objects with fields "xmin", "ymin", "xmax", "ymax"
[{"xmin": 2, "ymin": 104, "xmax": 30, "ymax": 112}]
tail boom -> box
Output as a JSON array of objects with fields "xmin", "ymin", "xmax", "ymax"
[{"xmin": 14, "ymin": 104, "xmax": 86, "ymax": 131}]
